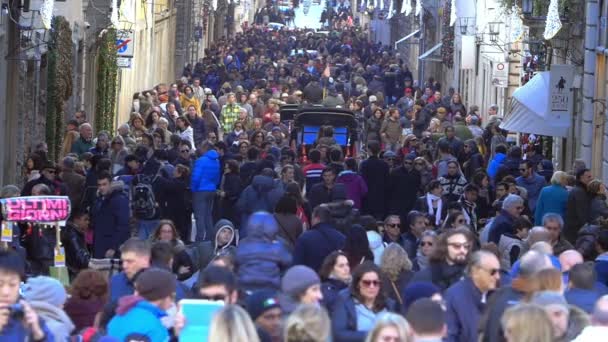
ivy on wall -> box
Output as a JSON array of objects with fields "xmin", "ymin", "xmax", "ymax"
[
  {"xmin": 441, "ymin": 0, "xmax": 454, "ymax": 68},
  {"xmin": 46, "ymin": 16, "xmax": 73, "ymax": 161},
  {"xmin": 95, "ymin": 28, "xmax": 119, "ymax": 134}
]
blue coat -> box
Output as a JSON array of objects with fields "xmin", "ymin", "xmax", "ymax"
[
  {"xmin": 236, "ymin": 175, "xmax": 284, "ymax": 230},
  {"xmin": 487, "ymin": 153, "xmax": 506, "ymax": 181},
  {"xmin": 565, "ymin": 288, "xmax": 602, "ymax": 313},
  {"xmin": 235, "ymin": 218, "xmax": 292, "ymax": 291},
  {"xmin": 107, "ymin": 298, "xmax": 168, "ymax": 342},
  {"xmin": 595, "ymin": 255, "xmax": 608, "ymax": 286},
  {"xmin": 488, "ymin": 210, "xmax": 516, "ymax": 245},
  {"xmin": 516, "ymin": 173, "xmax": 546, "ymax": 212},
  {"xmin": 444, "ymin": 277, "xmax": 484, "ymax": 342},
  {"xmin": 110, "ymin": 272, "xmax": 134, "ymax": 303},
  {"xmin": 191, "ymin": 149, "xmax": 220, "ymax": 192},
  {"xmin": 534, "ymin": 184, "xmax": 568, "ymax": 225},
  {"xmin": 91, "ymin": 183, "xmax": 130, "ymax": 258},
  {"xmin": 293, "ymin": 223, "xmax": 346, "ymax": 272},
  {"xmin": 0, "ymin": 316, "xmax": 54, "ymax": 341}
]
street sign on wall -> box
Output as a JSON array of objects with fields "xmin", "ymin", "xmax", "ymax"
[
  {"xmin": 116, "ymin": 30, "xmax": 134, "ymax": 58},
  {"xmin": 117, "ymin": 57, "xmax": 132, "ymax": 69},
  {"xmin": 491, "ymin": 62, "xmax": 508, "ymax": 88}
]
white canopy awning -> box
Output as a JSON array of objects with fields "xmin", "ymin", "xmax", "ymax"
[
  {"xmin": 419, "ymin": 43, "xmax": 442, "ymax": 62},
  {"xmin": 394, "ymin": 30, "xmax": 420, "ymax": 49},
  {"xmin": 500, "ymin": 72, "xmax": 571, "ymax": 137}
]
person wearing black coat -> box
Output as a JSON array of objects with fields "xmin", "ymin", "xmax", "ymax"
[
  {"xmin": 156, "ymin": 165, "xmax": 193, "ymax": 243},
  {"xmin": 411, "ymin": 228, "xmax": 472, "ymax": 291},
  {"xmin": 360, "ymin": 142, "xmax": 390, "ymax": 220},
  {"xmin": 461, "ymin": 140, "xmax": 485, "ymax": 179},
  {"xmin": 307, "ymin": 168, "xmax": 343, "ymax": 210},
  {"xmin": 387, "ymin": 155, "xmax": 421, "ymax": 219},
  {"xmin": 319, "ymin": 251, "xmax": 351, "ymax": 313},
  {"xmin": 565, "ymin": 170, "xmax": 593, "ymax": 243},
  {"xmin": 218, "ymin": 160, "xmax": 243, "ymax": 227},
  {"xmin": 61, "ymin": 211, "xmax": 91, "ymax": 279},
  {"xmin": 293, "ymin": 206, "xmax": 346, "ymax": 272}
]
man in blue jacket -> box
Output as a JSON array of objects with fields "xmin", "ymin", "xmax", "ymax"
[
  {"xmin": 110, "ymin": 238, "xmax": 151, "ymax": 303},
  {"xmin": 516, "ymin": 160, "xmax": 547, "ymax": 212},
  {"xmin": 444, "ymin": 250, "xmax": 501, "ymax": 342},
  {"xmin": 293, "ymin": 206, "xmax": 345, "ymax": 272},
  {"xmin": 91, "ymin": 172, "xmax": 130, "ymax": 258},
  {"xmin": 191, "ymin": 141, "xmax": 221, "ymax": 242}
]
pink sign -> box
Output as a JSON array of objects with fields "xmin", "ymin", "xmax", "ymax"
[{"xmin": 1, "ymin": 196, "xmax": 71, "ymax": 222}]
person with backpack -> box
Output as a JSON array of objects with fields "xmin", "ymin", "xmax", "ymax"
[
  {"xmin": 91, "ymin": 172, "xmax": 130, "ymax": 258},
  {"xmin": 131, "ymin": 155, "xmax": 164, "ymax": 240}
]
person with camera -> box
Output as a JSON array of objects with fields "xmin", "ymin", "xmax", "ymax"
[{"xmin": 0, "ymin": 249, "xmax": 52, "ymax": 341}]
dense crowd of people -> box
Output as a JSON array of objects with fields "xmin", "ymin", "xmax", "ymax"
[{"xmin": 4, "ymin": 21, "xmax": 608, "ymax": 342}]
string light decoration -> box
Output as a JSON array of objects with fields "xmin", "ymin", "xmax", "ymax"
[
  {"xmin": 40, "ymin": 0, "xmax": 54, "ymax": 30},
  {"xmin": 402, "ymin": 0, "xmax": 412, "ymax": 15},
  {"xmin": 442, "ymin": 0, "xmax": 454, "ymax": 67},
  {"xmin": 508, "ymin": 6, "xmax": 524, "ymax": 42},
  {"xmin": 415, "ymin": 0, "xmax": 422, "ymax": 16},
  {"xmin": 543, "ymin": 0, "xmax": 562, "ymax": 39}
]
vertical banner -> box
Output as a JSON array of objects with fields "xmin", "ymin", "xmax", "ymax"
[
  {"xmin": 549, "ymin": 64, "xmax": 575, "ymax": 123},
  {"xmin": 460, "ymin": 35, "xmax": 476, "ymax": 70}
]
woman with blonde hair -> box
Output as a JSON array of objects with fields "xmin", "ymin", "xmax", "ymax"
[
  {"xmin": 534, "ymin": 170, "xmax": 569, "ymax": 225},
  {"xmin": 61, "ymin": 131, "xmax": 80, "ymax": 159},
  {"xmin": 524, "ymin": 268, "xmax": 564, "ymax": 301},
  {"xmin": 501, "ymin": 303, "xmax": 554, "ymax": 342},
  {"xmin": 208, "ymin": 305, "xmax": 260, "ymax": 342},
  {"xmin": 380, "ymin": 243, "xmax": 413, "ymax": 307},
  {"xmin": 365, "ymin": 312, "xmax": 412, "ymax": 342},
  {"xmin": 284, "ymin": 304, "xmax": 331, "ymax": 342}
]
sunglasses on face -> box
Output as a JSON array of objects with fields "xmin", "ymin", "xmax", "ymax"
[
  {"xmin": 447, "ymin": 242, "xmax": 470, "ymax": 250},
  {"xmin": 181, "ymin": 150, "xmax": 190, "ymax": 153},
  {"xmin": 44, "ymin": 169, "xmax": 56, "ymax": 174},
  {"xmin": 387, "ymin": 223, "xmax": 401, "ymax": 228},
  {"xmin": 360, "ymin": 279, "xmax": 380, "ymax": 288},
  {"xmin": 420, "ymin": 241, "xmax": 433, "ymax": 247}
]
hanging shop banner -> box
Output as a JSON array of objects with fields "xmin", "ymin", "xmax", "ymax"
[
  {"xmin": 549, "ymin": 64, "xmax": 575, "ymax": 120},
  {"xmin": 0, "ymin": 196, "xmax": 71, "ymax": 223},
  {"xmin": 460, "ymin": 35, "xmax": 476, "ymax": 70}
]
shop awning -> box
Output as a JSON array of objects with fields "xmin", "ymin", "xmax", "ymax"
[
  {"xmin": 394, "ymin": 30, "xmax": 420, "ymax": 49},
  {"xmin": 500, "ymin": 71, "xmax": 571, "ymax": 137},
  {"xmin": 418, "ymin": 43, "xmax": 443, "ymax": 62}
]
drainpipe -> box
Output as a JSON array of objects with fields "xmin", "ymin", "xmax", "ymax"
[{"xmin": 581, "ymin": 0, "xmax": 598, "ymax": 168}]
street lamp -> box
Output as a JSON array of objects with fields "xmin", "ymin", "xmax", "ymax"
[
  {"xmin": 459, "ymin": 17, "xmax": 471, "ymax": 35},
  {"xmin": 488, "ymin": 22, "xmax": 500, "ymax": 43}
]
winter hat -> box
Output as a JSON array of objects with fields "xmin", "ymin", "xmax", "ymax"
[
  {"xmin": 366, "ymin": 231, "xmax": 385, "ymax": 265},
  {"xmin": 246, "ymin": 290, "xmax": 280, "ymax": 321},
  {"xmin": 135, "ymin": 268, "xmax": 176, "ymax": 301},
  {"xmin": 383, "ymin": 151, "xmax": 397, "ymax": 159},
  {"xmin": 22, "ymin": 276, "xmax": 67, "ymax": 307},
  {"xmin": 530, "ymin": 291, "xmax": 569, "ymax": 313},
  {"xmin": 281, "ymin": 266, "xmax": 320, "ymax": 298},
  {"xmin": 369, "ymin": 95, "xmax": 378, "ymax": 103},
  {"xmin": 401, "ymin": 282, "xmax": 441, "ymax": 313},
  {"xmin": 405, "ymin": 153, "xmax": 416, "ymax": 161}
]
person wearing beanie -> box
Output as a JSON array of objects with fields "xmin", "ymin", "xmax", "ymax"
[
  {"xmin": 401, "ymin": 281, "xmax": 442, "ymax": 315},
  {"xmin": 246, "ymin": 290, "xmax": 282, "ymax": 341},
  {"xmin": 22, "ymin": 276, "xmax": 75, "ymax": 342},
  {"xmin": 278, "ymin": 265, "xmax": 323, "ymax": 315},
  {"xmin": 107, "ymin": 268, "xmax": 177, "ymax": 342}
]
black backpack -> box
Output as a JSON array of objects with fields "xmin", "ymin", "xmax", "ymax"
[{"xmin": 131, "ymin": 174, "xmax": 158, "ymax": 219}]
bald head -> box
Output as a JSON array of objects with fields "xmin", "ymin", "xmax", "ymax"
[
  {"xmin": 527, "ymin": 226, "xmax": 551, "ymax": 246},
  {"xmin": 593, "ymin": 296, "xmax": 608, "ymax": 326},
  {"xmin": 519, "ymin": 250, "xmax": 553, "ymax": 277},
  {"xmin": 530, "ymin": 241, "xmax": 553, "ymax": 255},
  {"xmin": 559, "ymin": 250, "xmax": 583, "ymax": 273}
]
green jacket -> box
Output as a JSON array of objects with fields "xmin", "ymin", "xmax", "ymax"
[{"xmin": 71, "ymin": 137, "xmax": 94, "ymax": 156}]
